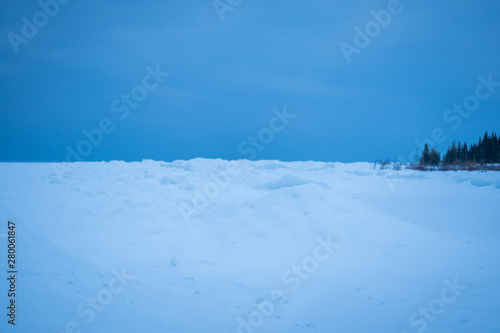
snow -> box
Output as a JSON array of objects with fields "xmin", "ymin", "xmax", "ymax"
[{"xmin": 0, "ymin": 159, "xmax": 499, "ymax": 332}]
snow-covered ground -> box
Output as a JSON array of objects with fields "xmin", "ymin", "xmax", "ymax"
[{"xmin": 0, "ymin": 159, "xmax": 499, "ymax": 333}]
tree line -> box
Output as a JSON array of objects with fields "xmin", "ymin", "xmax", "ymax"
[{"xmin": 418, "ymin": 131, "xmax": 500, "ymax": 170}]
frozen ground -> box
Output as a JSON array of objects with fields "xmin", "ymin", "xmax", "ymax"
[{"xmin": 0, "ymin": 159, "xmax": 499, "ymax": 332}]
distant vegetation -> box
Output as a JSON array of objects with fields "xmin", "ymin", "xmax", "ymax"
[
  {"xmin": 413, "ymin": 131, "xmax": 500, "ymax": 171},
  {"xmin": 375, "ymin": 132, "xmax": 500, "ymax": 171}
]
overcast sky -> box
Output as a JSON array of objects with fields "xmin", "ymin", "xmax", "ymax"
[{"xmin": 1, "ymin": 0, "xmax": 499, "ymax": 162}]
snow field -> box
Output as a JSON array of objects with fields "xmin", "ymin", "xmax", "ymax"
[{"xmin": 0, "ymin": 159, "xmax": 499, "ymax": 332}]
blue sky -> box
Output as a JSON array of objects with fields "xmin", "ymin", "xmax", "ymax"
[{"xmin": 1, "ymin": 0, "xmax": 499, "ymax": 162}]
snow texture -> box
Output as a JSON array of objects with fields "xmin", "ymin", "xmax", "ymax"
[{"xmin": 0, "ymin": 159, "xmax": 499, "ymax": 332}]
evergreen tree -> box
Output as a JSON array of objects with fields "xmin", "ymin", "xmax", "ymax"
[
  {"xmin": 471, "ymin": 143, "xmax": 480, "ymax": 163},
  {"xmin": 420, "ymin": 144, "xmax": 431, "ymax": 165},
  {"xmin": 462, "ymin": 142, "xmax": 469, "ymax": 164},
  {"xmin": 483, "ymin": 132, "xmax": 493, "ymax": 162},
  {"xmin": 444, "ymin": 142, "xmax": 458, "ymax": 165},
  {"xmin": 457, "ymin": 142, "xmax": 463, "ymax": 163},
  {"xmin": 478, "ymin": 136, "xmax": 485, "ymax": 163},
  {"xmin": 419, "ymin": 144, "xmax": 441, "ymax": 166},
  {"xmin": 491, "ymin": 132, "xmax": 498, "ymax": 163},
  {"xmin": 429, "ymin": 147, "xmax": 441, "ymax": 166}
]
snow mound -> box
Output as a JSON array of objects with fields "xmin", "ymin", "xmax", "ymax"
[{"xmin": 255, "ymin": 175, "xmax": 329, "ymax": 190}]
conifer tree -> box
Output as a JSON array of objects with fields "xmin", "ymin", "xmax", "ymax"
[
  {"xmin": 444, "ymin": 142, "xmax": 458, "ymax": 165},
  {"xmin": 420, "ymin": 144, "xmax": 431, "ymax": 165},
  {"xmin": 429, "ymin": 147, "xmax": 441, "ymax": 166},
  {"xmin": 462, "ymin": 142, "xmax": 469, "ymax": 164}
]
